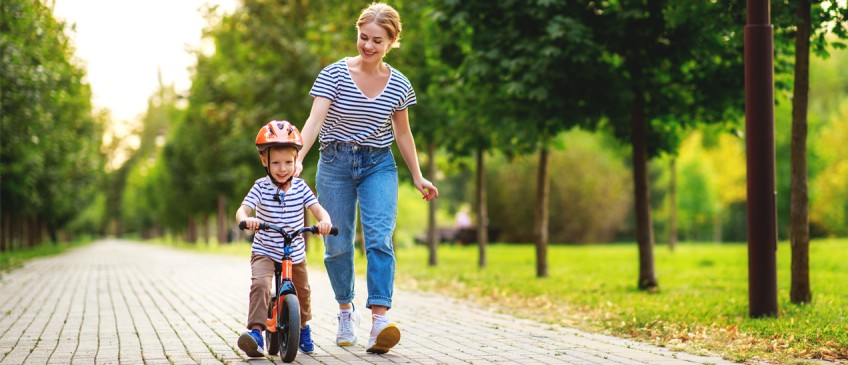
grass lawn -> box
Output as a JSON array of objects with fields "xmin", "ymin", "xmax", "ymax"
[{"xmin": 370, "ymin": 239, "xmax": 847, "ymax": 363}]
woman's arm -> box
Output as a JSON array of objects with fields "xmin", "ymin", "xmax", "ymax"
[
  {"xmin": 392, "ymin": 108, "xmax": 438, "ymax": 201},
  {"xmin": 295, "ymin": 97, "xmax": 333, "ymax": 177}
]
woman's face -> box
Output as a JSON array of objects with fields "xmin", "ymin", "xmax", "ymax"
[{"xmin": 357, "ymin": 21, "xmax": 392, "ymax": 60}]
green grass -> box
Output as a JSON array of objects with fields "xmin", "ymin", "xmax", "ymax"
[
  {"xmin": 380, "ymin": 239, "xmax": 848, "ymax": 363},
  {"xmin": 0, "ymin": 237, "xmax": 93, "ymax": 276}
]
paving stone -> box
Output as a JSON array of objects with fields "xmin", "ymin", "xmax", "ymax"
[{"xmin": 0, "ymin": 240, "xmax": 745, "ymax": 365}]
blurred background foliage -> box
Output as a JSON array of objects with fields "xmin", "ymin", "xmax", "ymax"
[{"xmin": 2, "ymin": 0, "xmax": 848, "ymax": 251}]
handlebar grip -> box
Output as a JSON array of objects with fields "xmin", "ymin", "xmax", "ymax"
[
  {"xmin": 305, "ymin": 226, "xmax": 339, "ymax": 236},
  {"xmin": 239, "ymin": 221, "xmax": 269, "ymax": 230}
]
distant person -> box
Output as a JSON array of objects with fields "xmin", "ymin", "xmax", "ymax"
[
  {"xmin": 235, "ymin": 120, "xmax": 334, "ymax": 357},
  {"xmin": 294, "ymin": 2, "xmax": 438, "ymax": 354},
  {"xmin": 455, "ymin": 204, "xmax": 471, "ymax": 228}
]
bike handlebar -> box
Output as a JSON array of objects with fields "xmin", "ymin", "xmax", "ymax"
[{"xmin": 239, "ymin": 220, "xmax": 339, "ymax": 237}]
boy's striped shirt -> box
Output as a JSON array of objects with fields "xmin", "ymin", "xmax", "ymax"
[{"xmin": 241, "ymin": 177, "xmax": 317, "ymax": 264}]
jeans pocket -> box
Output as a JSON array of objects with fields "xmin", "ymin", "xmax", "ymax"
[
  {"xmin": 368, "ymin": 148, "xmax": 391, "ymax": 166},
  {"xmin": 319, "ymin": 150, "xmax": 336, "ymax": 164}
]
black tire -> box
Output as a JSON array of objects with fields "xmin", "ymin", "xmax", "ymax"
[
  {"xmin": 279, "ymin": 294, "xmax": 301, "ymax": 363},
  {"xmin": 266, "ymin": 298, "xmax": 280, "ymax": 356}
]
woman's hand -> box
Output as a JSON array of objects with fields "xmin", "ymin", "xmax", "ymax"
[
  {"xmin": 294, "ymin": 159, "xmax": 304, "ymax": 178},
  {"xmin": 415, "ymin": 177, "xmax": 439, "ymax": 201}
]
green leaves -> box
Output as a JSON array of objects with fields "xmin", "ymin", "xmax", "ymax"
[{"xmin": 1, "ymin": 0, "xmax": 104, "ymax": 244}]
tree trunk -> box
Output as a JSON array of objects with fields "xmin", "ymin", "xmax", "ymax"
[
  {"xmin": 202, "ymin": 214, "xmax": 210, "ymax": 245},
  {"xmin": 186, "ymin": 217, "xmax": 197, "ymax": 244},
  {"xmin": 217, "ymin": 194, "xmax": 228, "ymax": 244},
  {"xmin": 534, "ymin": 146, "xmax": 551, "ymax": 278},
  {"xmin": 475, "ymin": 147, "xmax": 488, "ymax": 268},
  {"xmin": 426, "ymin": 143, "xmax": 439, "ymax": 266},
  {"xmin": 631, "ymin": 105, "xmax": 658, "ymax": 291},
  {"xmin": 48, "ymin": 222, "xmax": 58, "ymax": 244},
  {"xmin": 790, "ymin": 0, "xmax": 812, "ymax": 304},
  {"xmin": 27, "ymin": 216, "xmax": 39, "ymax": 248},
  {"xmin": 1, "ymin": 212, "xmax": 9, "ymax": 252},
  {"xmin": 668, "ymin": 157, "xmax": 678, "ymax": 251}
]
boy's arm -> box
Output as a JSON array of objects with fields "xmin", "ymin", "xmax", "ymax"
[
  {"xmin": 307, "ymin": 203, "xmax": 333, "ymax": 236},
  {"xmin": 236, "ymin": 205, "xmax": 260, "ymax": 231}
]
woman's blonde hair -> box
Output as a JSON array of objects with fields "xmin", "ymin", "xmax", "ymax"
[{"xmin": 356, "ymin": 2, "xmax": 402, "ymax": 49}]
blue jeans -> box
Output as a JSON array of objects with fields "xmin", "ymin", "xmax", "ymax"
[{"xmin": 316, "ymin": 142, "xmax": 398, "ymax": 309}]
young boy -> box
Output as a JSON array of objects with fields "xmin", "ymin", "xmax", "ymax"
[{"xmin": 235, "ymin": 120, "xmax": 333, "ymax": 357}]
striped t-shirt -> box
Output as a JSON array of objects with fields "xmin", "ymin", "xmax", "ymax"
[
  {"xmin": 309, "ymin": 58, "xmax": 416, "ymax": 148},
  {"xmin": 241, "ymin": 177, "xmax": 318, "ymax": 264}
]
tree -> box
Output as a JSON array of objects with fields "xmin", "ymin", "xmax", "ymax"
[
  {"xmin": 389, "ymin": 1, "xmax": 453, "ymax": 266},
  {"xmin": 592, "ymin": 0, "xmax": 746, "ymax": 290},
  {"xmin": 774, "ymin": 0, "xmax": 848, "ymax": 305},
  {"xmin": 162, "ymin": 0, "xmax": 321, "ymax": 241},
  {"xmin": 1, "ymin": 0, "xmax": 103, "ymax": 249},
  {"xmin": 441, "ymin": 0, "xmax": 608, "ymax": 276}
]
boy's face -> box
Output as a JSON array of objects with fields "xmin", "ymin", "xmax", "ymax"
[{"xmin": 261, "ymin": 147, "xmax": 297, "ymax": 184}]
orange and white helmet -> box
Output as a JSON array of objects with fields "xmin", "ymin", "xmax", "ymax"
[{"xmin": 255, "ymin": 120, "xmax": 303, "ymax": 152}]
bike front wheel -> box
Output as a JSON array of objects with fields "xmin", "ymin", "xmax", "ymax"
[{"xmin": 278, "ymin": 294, "xmax": 301, "ymax": 363}]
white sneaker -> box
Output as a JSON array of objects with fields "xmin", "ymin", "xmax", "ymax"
[
  {"xmin": 366, "ymin": 314, "xmax": 400, "ymax": 354},
  {"xmin": 336, "ymin": 308, "xmax": 361, "ymax": 346}
]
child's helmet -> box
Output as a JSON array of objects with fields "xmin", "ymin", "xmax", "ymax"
[{"xmin": 255, "ymin": 120, "xmax": 303, "ymax": 152}]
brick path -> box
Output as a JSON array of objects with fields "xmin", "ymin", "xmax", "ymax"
[{"xmin": 0, "ymin": 240, "xmax": 739, "ymax": 365}]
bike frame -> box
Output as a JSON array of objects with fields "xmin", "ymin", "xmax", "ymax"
[
  {"xmin": 238, "ymin": 222, "xmax": 336, "ymax": 333},
  {"xmin": 266, "ymin": 225, "xmax": 305, "ymax": 333}
]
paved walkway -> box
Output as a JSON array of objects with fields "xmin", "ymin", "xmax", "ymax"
[{"xmin": 0, "ymin": 240, "xmax": 740, "ymax": 365}]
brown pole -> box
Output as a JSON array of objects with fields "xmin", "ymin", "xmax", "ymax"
[{"xmin": 745, "ymin": 0, "xmax": 779, "ymax": 317}]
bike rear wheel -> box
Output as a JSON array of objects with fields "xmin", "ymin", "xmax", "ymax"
[
  {"xmin": 266, "ymin": 297, "xmax": 280, "ymax": 355},
  {"xmin": 279, "ymin": 294, "xmax": 301, "ymax": 363}
]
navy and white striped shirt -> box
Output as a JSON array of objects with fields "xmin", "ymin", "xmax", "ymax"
[
  {"xmin": 241, "ymin": 177, "xmax": 318, "ymax": 264},
  {"xmin": 309, "ymin": 58, "xmax": 416, "ymax": 148}
]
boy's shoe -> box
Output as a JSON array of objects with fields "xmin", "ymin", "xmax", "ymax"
[
  {"xmin": 299, "ymin": 325, "xmax": 315, "ymax": 354},
  {"xmin": 238, "ymin": 329, "xmax": 265, "ymax": 357},
  {"xmin": 336, "ymin": 308, "xmax": 361, "ymax": 346},
  {"xmin": 365, "ymin": 314, "xmax": 400, "ymax": 354}
]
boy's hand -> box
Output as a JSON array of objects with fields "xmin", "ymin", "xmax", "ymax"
[
  {"xmin": 242, "ymin": 217, "xmax": 262, "ymax": 232},
  {"xmin": 315, "ymin": 220, "xmax": 333, "ymax": 236}
]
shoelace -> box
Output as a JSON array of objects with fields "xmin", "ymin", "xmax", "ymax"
[{"xmin": 338, "ymin": 312, "xmax": 353, "ymax": 336}]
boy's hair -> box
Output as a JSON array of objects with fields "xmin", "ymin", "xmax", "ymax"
[{"xmin": 260, "ymin": 144, "xmax": 298, "ymax": 157}]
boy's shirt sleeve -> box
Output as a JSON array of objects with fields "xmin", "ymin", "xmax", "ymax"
[{"xmin": 242, "ymin": 181, "xmax": 262, "ymax": 210}]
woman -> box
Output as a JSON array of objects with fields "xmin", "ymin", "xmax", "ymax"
[{"xmin": 294, "ymin": 2, "xmax": 438, "ymax": 354}]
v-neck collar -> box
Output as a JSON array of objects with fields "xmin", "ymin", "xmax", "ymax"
[{"xmin": 343, "ymin": 58, "xmax": 392, "ymax": 101}]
